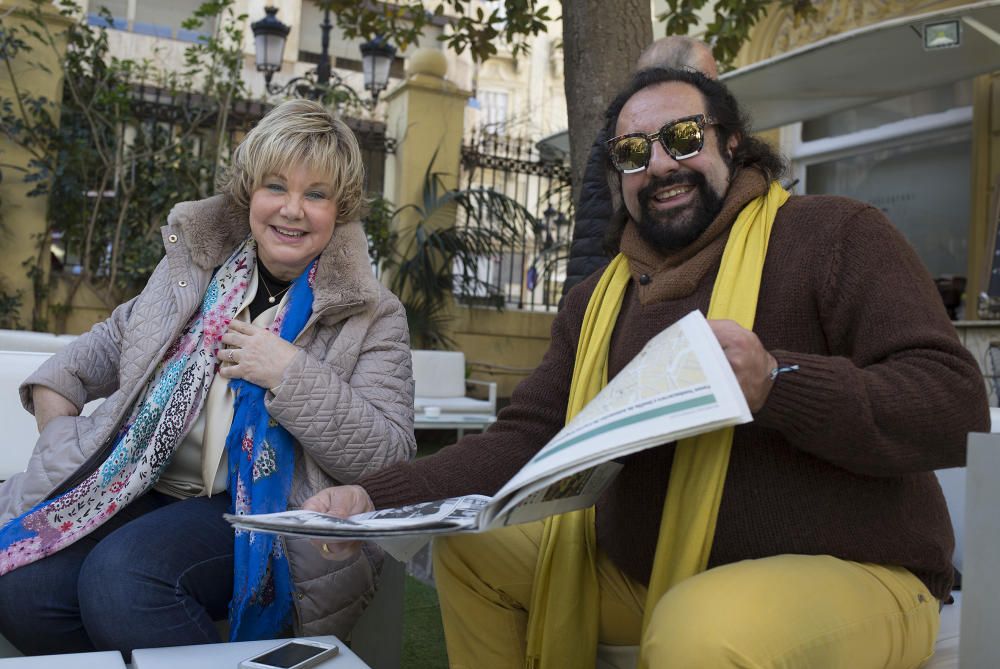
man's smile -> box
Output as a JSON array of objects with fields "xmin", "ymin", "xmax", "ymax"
[{"xmin": 651, "ymin": 185, "xmax": 695, "ymax": 207}]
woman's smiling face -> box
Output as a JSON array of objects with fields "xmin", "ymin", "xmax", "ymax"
[{"xmin": 249, "ymin": 165, "xmax": 339, "ymax": 281}]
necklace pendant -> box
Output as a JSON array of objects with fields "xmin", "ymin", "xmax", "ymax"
[{"xmin": 268, "ymin": 296, "xmax": 276, "ymax": 304}]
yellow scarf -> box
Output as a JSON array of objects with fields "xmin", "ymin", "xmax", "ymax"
[{"xmin": 524, "ymin": 181, "xmax": 789, "ymax": 669}]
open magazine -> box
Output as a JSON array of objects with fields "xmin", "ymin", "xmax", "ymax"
[{"xmin": 225, "ymin": 310, "xmax": 752, "ymax": 560}]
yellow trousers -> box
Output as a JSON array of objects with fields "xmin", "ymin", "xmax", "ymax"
[{"xmin": 432, "ymin": 522, "xmax": 940, "ymax": 669}]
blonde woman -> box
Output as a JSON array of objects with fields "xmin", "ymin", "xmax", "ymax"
[{"xmin": 0, "ymin": 99, "xmax": 414, "ymax": 655}]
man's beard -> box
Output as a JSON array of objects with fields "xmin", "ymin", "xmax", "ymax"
[{"xmin": 634, "ymin": 170, "xmax": 726, "ymax": 252}]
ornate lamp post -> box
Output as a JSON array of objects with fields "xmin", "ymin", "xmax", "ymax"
[{"xmin": 251, "ymin": 6, "xmax": 394, "ymax": 109}]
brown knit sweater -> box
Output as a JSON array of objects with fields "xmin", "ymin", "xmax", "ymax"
[{"xmin": 362, "ymin": 170, "xmax": 989, "ymax": 601}]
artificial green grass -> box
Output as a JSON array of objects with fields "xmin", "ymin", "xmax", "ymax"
[
  {"xmin": 415, "ymin": 429, "xmax": 458, "ymax": 458},
  {"xmin": 402, "ymin": 574, "xmax": 449, "ymax": 668}
]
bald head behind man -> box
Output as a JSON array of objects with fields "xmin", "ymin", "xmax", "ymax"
[{"xmin": 636, "ymin": 36, "xmax": 718, "ymax": 78}]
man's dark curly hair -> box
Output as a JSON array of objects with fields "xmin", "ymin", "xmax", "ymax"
[{"xmin": 602, "ymin": 67, "xmax": 786, "ymax": 255}]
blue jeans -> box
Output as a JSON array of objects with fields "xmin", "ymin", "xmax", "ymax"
[{"xmin": 0, "ymin": 491, "xmax": 234, "ymax": 656}]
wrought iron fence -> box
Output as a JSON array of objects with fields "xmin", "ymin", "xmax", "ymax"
[{"xmin": 458, "ymin": 130, "xmax": 573, "ymax": 311}]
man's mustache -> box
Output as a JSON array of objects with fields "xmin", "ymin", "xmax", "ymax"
[{"xmin": 638, "ymin": 170, "xmax": 708, "ymax": 205}]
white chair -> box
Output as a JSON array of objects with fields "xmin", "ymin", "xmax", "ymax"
[
  {"xmin": 1, "ymin": 351, "xmax": 59, "ymax": 482},
  {"xmin": 0, "ymin": 330, "xmax": 80, "ymax": 481},
  {"xmin": 0, "ymin": 329, "xmax": 77, "ymax": 354},
  {"xmin": 411, "ymin": 350, "xmax": 496, "ymax": 416},
  {"xmin": 0, "ymin": 349, "xmax": 102, "ymax": 482}
]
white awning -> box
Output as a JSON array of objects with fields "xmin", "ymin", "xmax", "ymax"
[{"xmin": 722, "ymin": 0, "xmax": 1000, "ymax": 131}]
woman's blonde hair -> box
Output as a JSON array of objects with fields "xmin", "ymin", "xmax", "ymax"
[{"xmin": 218, "ymin": 99, "xmax": 365, "ymax": 222}]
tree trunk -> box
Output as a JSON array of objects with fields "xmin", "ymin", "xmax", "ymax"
[{"xmin": 561, "ymin": 0, "xmax": 651, "ymax": 203}]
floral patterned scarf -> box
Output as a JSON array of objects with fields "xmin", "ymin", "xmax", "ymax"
[{"xmin": 0, "ymin": 236, "xmax": 314, "ymax": 642}]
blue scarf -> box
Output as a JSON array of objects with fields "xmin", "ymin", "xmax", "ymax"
[{"xmin": 226, "ymin": 259, "xmax": 316, "ymax": 641}]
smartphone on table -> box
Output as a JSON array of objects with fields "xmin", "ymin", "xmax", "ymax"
[{"xmin": 238, "ymin": 639, "xmax": 339, "ymax": 669}]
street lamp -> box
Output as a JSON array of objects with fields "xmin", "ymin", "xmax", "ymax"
[
  {"xmin": 251, "ymin": 6, "xmax": 394, "ymax": 109},
  {"xmin": 360, "ymin": 37, "xmax": 397, "ymax": 106},
  {"xmin": 250, "ymin": 7, "xmax": 290, "ymax": 88}
]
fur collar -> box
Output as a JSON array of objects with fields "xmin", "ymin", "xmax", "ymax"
[{"xmin": 166, "ymin": 194, "xmax": 380, "ymax": 316}]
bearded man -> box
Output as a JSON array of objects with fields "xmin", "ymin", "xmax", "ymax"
[
  {"xmin": 306, "ymin": 69, "xmax": 988, "ymax": 669},
  {"xmin": 562, "ymin": 35, "xmax": 719, "ymax": 299}
]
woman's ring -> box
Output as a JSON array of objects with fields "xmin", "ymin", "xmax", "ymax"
[{"xmin": 228, "ymin": 349, "xmax": 235, "ymax": 363}]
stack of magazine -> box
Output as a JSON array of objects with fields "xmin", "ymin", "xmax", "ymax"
[{"xmin": 225, "ymin": 310, "xmax": 752, "ymax": 560}]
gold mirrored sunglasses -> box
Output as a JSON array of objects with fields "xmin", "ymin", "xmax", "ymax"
[{"xmin": 607, "ymin": 114, "xmax": 716, "ymax": 174}]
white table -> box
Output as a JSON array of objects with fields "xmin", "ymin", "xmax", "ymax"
[
  {"xmin": 413, "ymin": 413, "xmax": 496, "ymax": 438},
  {"xmin": 131, "ymin": 636, "xmax": 366, "ymax": 669},
  {"xmin": 0, "ymin": 651, "xmax": 125, "ymax": 668},
  {"xmin": 0, "ymin": 637, "xmax": 368, "ymax": 669}
]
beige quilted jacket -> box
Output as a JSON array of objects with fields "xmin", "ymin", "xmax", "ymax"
[{"xmin": 1, "ymin": 195, "xmax": 416, "ymax": 637}]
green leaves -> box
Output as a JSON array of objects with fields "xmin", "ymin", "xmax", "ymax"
[
  {"xmin": 657, "ymin": 0, "xmax": 817, "ymax": 70},
  {"xmin": 316, "ymin": 0, "xmax": 812, "ymax": 74},
  {"xmin": 0, "ymin": 0, "xmax": 252, "ymax": 315},
  {"xmin": 364, "ymin": 193, "xmax": 397, "ymax": 270},
  {"xmin": 370, "ymin": 161, "xmax": 533, "ymax": 349},
  {"xmin": 313, "ymin": 0, "xmax": 553, "ymax": 62}
]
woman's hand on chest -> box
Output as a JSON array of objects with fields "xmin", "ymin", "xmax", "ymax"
[{"xmin": 219, "ymin": 319, "xmax": 300, "ymax": 390}]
